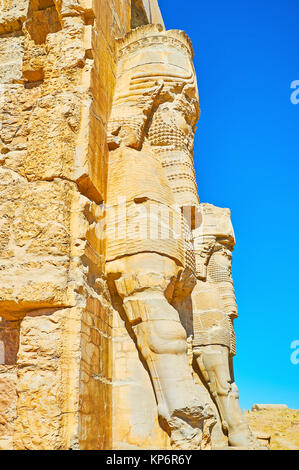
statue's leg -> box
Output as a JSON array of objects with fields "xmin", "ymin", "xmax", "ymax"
[
  {"xmin": 193, "ymin": 344, "xmax": 256, "ymax": 447},
  {"xmin": 107, "ymin": 253, "xmax": 215, "ymax": 449}
]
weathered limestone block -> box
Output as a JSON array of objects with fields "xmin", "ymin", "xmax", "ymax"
[
  {"xmin": 0, "ymin": 84, "xmax": 40, "ymax": 157},
  {"xmin": 13, "ymin": 307, "xmax": 82, "ymax": 449},
  {"xmin": 25, "ymin": 91, "xmax": 86, "ymax": 180},
  {"xmin": 25, "ymin": 2, "xmax": 62, "ymax": 44},
  {"xmin": 0, "ymin": 366, "xmax": 17, "ymax": 450},
  {"xmin": 54, "ymin": 0, "xmax": 94, "ymax": 19},
  {"xmin": 0, "ymin": 319, "xmax": 20, "ymax": 364},
  {"xmin": 16, "ymin": 84, "xmax": 98, "ymax": 205},
  {"xmin": 0, "ymin": 168, "xmax": 109, "ymax": 449},
  {"xmin": 10, "ymin": 281, "xmax": 111, "ymax": 450},
  {"xmin": 0, "ymin": 171, "xmax": 74, "ymax": 316},
  {"xmin": 0, "ymin": 36, "xmax": 25, "ymax": 84},
  {"xmin": 0, "ymin": 2, "xmax": 103, "ymax": 200},
  {"xmin": 44, "ymin": 17, "xmax": 86, "ymax": 82},
  {"xmin": 79, "ymin": 301, "xmax": 113, "ymax": 450},
  {"xmin": 21, "ymin": 2, "xmax": 62, "ymax": 82},
  {"xmin": 0, "ymin": 168, "xmax": 105, "ymax": 318},
  {"xmin": 0, "ymin": 0, "xmax": 29, "ymax": 35}
]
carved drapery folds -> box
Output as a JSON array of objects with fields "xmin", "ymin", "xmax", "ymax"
[{"xmin": 105, "ymin": 25, "xmax": 260, "ymax": 449}]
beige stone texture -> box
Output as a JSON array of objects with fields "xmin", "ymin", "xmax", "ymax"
[
  {"xmin": 0, "ymin": 36, "xmax": 24, "ymax": 83},
  {"xmin": 0, "ymin": 365, "xmax": 17, "ymax": 450},
  {"xmin": 13, "ymin": 307, "xmax": 81, "ymax": 449},
  {"xmin": 248, "ymin": 408, "xmax": 299, "ymax": 450},
  {"xmin": 0, "ymin": 170, "xmax": 107, "ymax": 317},
  {"xmin": 131, "ymin": 0, "xmax": 164, "ymax": 29},
  {"xmin": 0, "ymin": 0, "xmax": 29, "ymax": 35},
  {"xmin": 0, "ymin": 0, "xmax": 276, "ymax": 451},
  {"xmin": 0, "ymin": 0, "xmax": 131, "ymax": 450},
  {"xmin": 79, "ymin": 295, "xmax": 114, "ymax": 450},
  {"xmin": 0, "ymin": 175, "xmax": 73, "ymax": 316}
]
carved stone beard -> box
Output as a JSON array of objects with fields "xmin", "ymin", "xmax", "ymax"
[
  {"xmin": 204, "ymin": 248, "xmax": 238, "ymax": 356},
  {"xmin": 207, "ymin": 247, "xmax": 238, "ymax": 321},
  {"xmin": 146, "ymin": 89, "xmax": 200, "ymax": 209}
]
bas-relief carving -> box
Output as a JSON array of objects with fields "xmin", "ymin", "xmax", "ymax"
[{"xmin": 105, "ymin": 24, "xmax": 261, "ymax": 449}]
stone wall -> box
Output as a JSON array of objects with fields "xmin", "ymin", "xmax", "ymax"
[
  {"xmin": 0, "ymin": 0, "xmax": 134, "ymax": 450},
  {"xmin": 0, "ymin": 0, "xmax": 168, "ymax": 451}
]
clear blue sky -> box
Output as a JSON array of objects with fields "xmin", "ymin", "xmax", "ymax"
[{"xmin": 159, "ymin": 0, "xmax": 299, "ymax": 410}]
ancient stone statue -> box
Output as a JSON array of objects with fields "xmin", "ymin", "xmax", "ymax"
[
  {"xmin": 192, "ymin": 204, "xmax": 257, "ymax": 447},
  {"xmin": 105, "ymin": 24, "xmax": 258, "ymax": 449}
]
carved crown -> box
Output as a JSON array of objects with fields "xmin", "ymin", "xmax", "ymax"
[{"xmin": 116, "ymin": 24, "xmax": 194, "ymax": 60}]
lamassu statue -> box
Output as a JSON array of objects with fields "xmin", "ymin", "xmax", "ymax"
[{"xmin": 105, "ymin": 24, "xmax": 260, "ymax": 449}]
